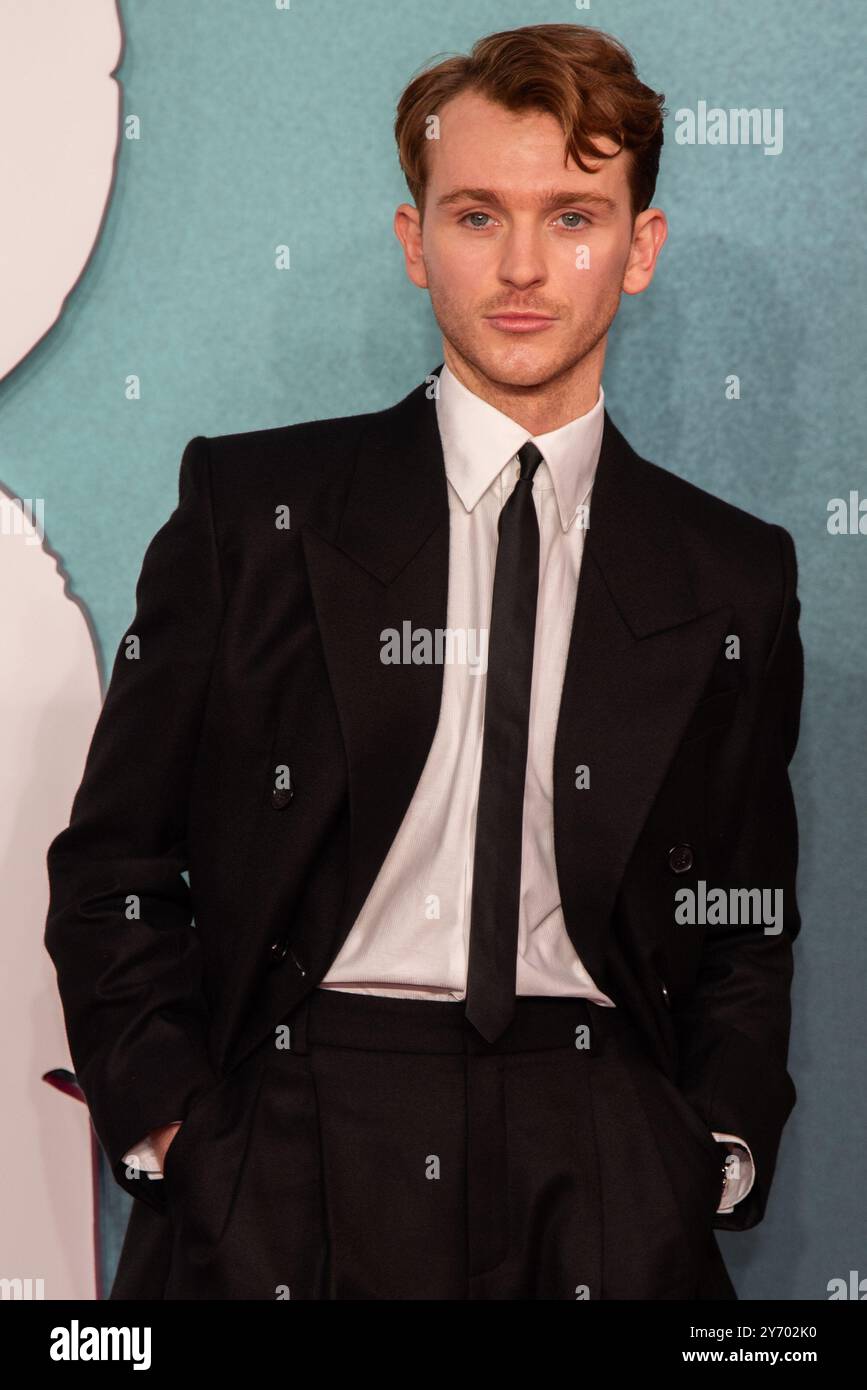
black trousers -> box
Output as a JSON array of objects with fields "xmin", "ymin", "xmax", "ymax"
[{"xmin": 111, "ymin": 988, "xmax": 736, "ymax": 1300}]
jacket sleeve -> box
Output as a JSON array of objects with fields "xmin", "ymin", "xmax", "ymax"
[
  {"xmin": 674, "ymin": 523, "xmax": 804, "ymax": 1231},
  {"xmin": 44, "ymin": 435, "xmax": 223, "ymax": 1211}
]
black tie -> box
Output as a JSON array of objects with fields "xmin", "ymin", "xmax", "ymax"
[{"xmin": 465, "ymin": 440, "xmax": 544, "ymax": 1043}]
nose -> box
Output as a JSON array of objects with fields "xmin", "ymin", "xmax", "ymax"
[{"xmin": 495, "ymin": 222, "xmax": 548, "ymax": 291}]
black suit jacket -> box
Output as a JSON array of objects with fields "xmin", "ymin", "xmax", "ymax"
[{"xmin": 45, "ymin": 365, "xmax": 804, "ymax": 1234}]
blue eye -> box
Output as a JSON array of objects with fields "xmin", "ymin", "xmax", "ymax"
[{"xmin": 459, "ymin": 210, "xmax": 589, "ymax": 231}]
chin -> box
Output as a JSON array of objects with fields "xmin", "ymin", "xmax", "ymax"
[{"xmin": 473, "ymin": 347, "xmax": 562, "ymax": 389}]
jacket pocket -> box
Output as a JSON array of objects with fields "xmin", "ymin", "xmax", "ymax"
[
  {"xmin": 655, "ymin": 1068, "xmax": 723, "ymax": 1168},
  {"xmin": 161, "ymin": 1080, "xmax": 219, "ymax": 1193}
]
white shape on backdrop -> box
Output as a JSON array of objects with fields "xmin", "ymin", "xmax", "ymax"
[
  {"xmin": 0, "ymin": 0, "xmax": 123, "ymax": 1297},
  {"xmin": 0, "ymin": 0, "xmax": 122, "ymax": 378},
  {"xmin": 0, "ymin": 495, "xmax": 103, "ymax": 1298}
]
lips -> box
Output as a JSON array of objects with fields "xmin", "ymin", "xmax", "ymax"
[{"xmin": 485, "ymin": 313, "xmax": 556, "ymax": 333}]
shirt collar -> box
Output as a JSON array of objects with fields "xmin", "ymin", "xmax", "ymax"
[{"xmin": 434, "ymin": 360, "xmax": 605, "ymax": 531}]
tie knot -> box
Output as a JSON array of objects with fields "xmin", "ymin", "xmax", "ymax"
[{"xmin": 517, "ymin": 440, "xmax": 544, "ymax": 482}]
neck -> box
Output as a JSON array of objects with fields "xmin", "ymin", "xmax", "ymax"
[{"xmin": 442, "ymin": 338, "xmax": 605, "ymax": 434}]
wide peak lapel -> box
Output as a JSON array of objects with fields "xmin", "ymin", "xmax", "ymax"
[
  {"xmin": 301, "ymin": 367, "xmax": 450, "ymax": 948},
  {"xmin": 332, "ymin": 367, "xmax": 447, "ymax": 585},
  {"xmin": 553, "ymin": 409, "xmax": 733, "ymax": 987}
]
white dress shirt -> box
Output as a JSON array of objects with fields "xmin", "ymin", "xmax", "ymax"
[
  {"xmin": 320, "ymin": 360, "xmax": 609, "ymax": 1001},
  {"xmin": 123, "ymin": 362, "xmax": 753, "ymax": 1211}
]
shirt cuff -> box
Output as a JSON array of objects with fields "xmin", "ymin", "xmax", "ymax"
[
  {"xmin": 711, "ymin": 1131, "xmax": 755, "ymax": 1212},
  {"xmin": 121, "ymin": 1123, "xmax": 183, "ymax": 1181}
]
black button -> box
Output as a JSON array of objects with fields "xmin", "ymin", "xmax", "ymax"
[
  {"xmin": 289, "ymin": 948, "xmax": 307, "ymax": 977},
  {"xmin": 668, "ymin": 843, "xmax": 694, "ymax": 874},
  {"xmin": 660, "ymin": 980, "xmax": 671, "ymax": 1009},
  {"xmin": 269, "ymin": 938, "xmax": 289, "ymax": 964}
]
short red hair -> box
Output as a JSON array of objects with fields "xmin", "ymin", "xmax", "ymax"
[{"xmin": 395, "ymin": 23, "xmax": 667, "ymax": 222}]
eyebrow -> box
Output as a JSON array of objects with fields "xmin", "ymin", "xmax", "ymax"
[{"xmin": 435, "ymin": 186, "xmax": 619, "ymax": 214}]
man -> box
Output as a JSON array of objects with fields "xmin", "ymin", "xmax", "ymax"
[{"xmin": 45, "ymin": 23, "xmax": 803, "ymax": 1300}]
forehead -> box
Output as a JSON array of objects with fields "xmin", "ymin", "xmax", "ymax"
[{"xmin": 427, "ymin": 88, "xmax": 629, "ymax": 200}]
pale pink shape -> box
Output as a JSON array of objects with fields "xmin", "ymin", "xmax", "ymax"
[
  {"xmin": 0, "ymin": 491, "xmax": 102, "ymax": 1297},
  {"xmin": 0, "ymin": 0, "xmax": 122, "ymax": 379}
]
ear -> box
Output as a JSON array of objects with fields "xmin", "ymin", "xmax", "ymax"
[
  {"xmin": 394, "ymin": 203, "xmax": 429, "ymax": 289},
  {"xmin": 622, "ymin": 207, "xmax": 668, "ymax": 296}
]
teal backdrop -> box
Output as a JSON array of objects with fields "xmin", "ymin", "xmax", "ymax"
[{"xmin": 3, "ymin": 0, "xmax": 864, "ymax": 1300}]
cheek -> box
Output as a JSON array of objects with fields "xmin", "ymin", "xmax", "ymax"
[
  {"xmin": 556, "ymin": 245, "xmax": 626, "ymax": 308},
  {"xmin": 425, "ymin": 248, "xmax": 484, "ymax": 308},
  {"xmin": 438, "ymin": 235, "xmax": 490, "ymax": 274}
]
